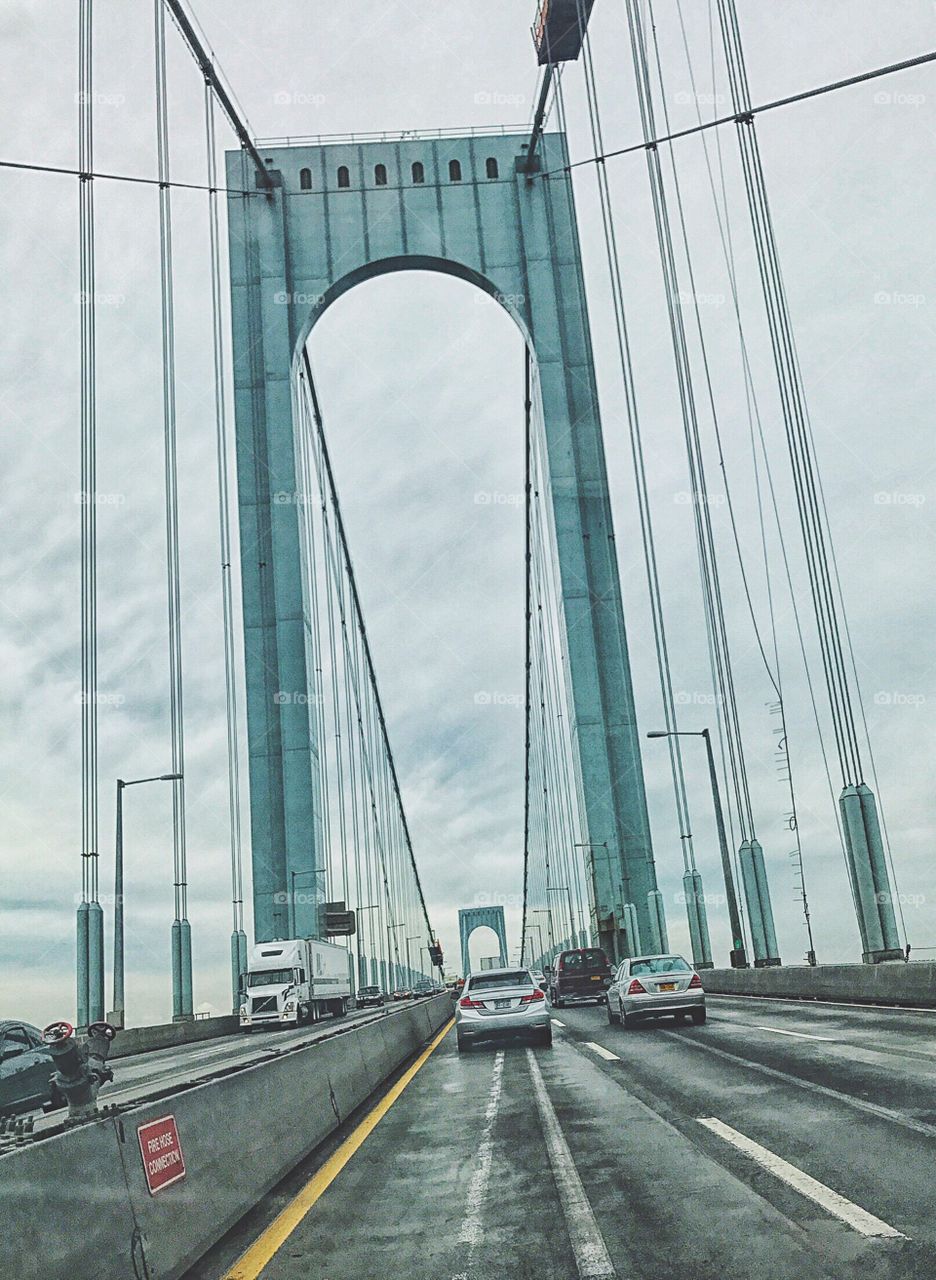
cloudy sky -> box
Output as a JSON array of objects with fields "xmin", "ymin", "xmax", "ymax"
[{"xmin": 1, "ymin": 1, "xmax": 935, "ymax": 1026}]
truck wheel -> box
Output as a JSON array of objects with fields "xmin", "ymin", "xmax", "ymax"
[{"xmin": 331, "ymin": 999, "xmax": 346, "ymax": 1019}]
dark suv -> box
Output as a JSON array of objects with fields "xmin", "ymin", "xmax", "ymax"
[
  {"xmin": 356, "ymin": 986, "xmax": 385, "ymax": 1008},
  {"xmin": 547, "ymin": 948, "xmax": 613, "ymax": 1008}
]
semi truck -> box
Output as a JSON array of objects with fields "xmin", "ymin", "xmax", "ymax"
[{"xmin": 239, "ymin": 937, "xmax": 353, "ymax": 1030}]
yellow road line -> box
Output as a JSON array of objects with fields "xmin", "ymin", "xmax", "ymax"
[{"xmin": 223, "ymin": 1018, "xmax": 454, "ymax": 1280}]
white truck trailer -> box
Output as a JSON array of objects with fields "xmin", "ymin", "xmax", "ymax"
[{"xmin": 239, "ymin": 937, "xmax": 353, "ymax": 1030}]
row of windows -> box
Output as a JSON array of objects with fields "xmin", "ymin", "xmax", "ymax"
[{"xmin": 297, "ymin": 156, "xmax": 500, "ymax": 191}]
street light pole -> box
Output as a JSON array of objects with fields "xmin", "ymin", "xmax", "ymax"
[
  {"xmin": 546, "ymin": 885, "xmax": 574, "ymax": 946},
  {"xmin": 111, "ymin": 772, "xmax": 183, "ymax": 1029},
  {"xmin": 355, "ymin": 903, "xmax": 381, "ymax": 992},
  {"xmin": 647, "ymin": 730, "xmax": 747, "ymax": 968},
  {"xmin": 387, "ymin": 922, "xmax": 405, "ymax": 989},
  {"xmin": 407, "ymin": 934, "xmax": 420, "ymax": 986}
]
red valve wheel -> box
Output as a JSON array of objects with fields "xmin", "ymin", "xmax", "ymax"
[{"xmin": 41, "ymin": 1020, "xmax": 75, "ymax": 1044}]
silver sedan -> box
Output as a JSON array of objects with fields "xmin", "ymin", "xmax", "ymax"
[
  {"xmin": 606, "ymin": 954, "xmax": 705, "ymax": 1028},
  {"xmin": 455, "ymin": 968, "xmax": 551, "ymax": 1051}
]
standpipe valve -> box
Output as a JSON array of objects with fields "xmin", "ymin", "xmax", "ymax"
[{"xmin": 42, "ymin": 1020, "xmax": 117, "ymax": 1125}]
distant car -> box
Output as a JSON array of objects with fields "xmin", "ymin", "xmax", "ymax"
[
  {"xmin": 455, "ymin": 967, "xmax": 550, "ymax": 1052},
  {"xmin": 411, "ymin": 982, "xmax": 434, "ymax": 999},
  {"xmin": 532, "ymin": 971, "xmax": 547, "ymax": 991},
  {"xmin": 392, "ymin": 989, "xmax": 412, "ymax": 1002},
  {"xmin": 356, "ymin": 986, "xmax": 385, "ymax": 1008},
  {"xmin": 0, "ymin": 1021, "xmax": 63, "ymax": 1117},
  {"xmin": 606, "ymin": 954, "xmax": 705, "ymax": 1028},
  {"xmin": 546, "ymin": 947, "xmax": 614, "ymax": 1007}
]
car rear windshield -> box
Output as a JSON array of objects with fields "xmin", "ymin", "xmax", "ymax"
[
  {"xmin": 359, "ymin": 986, "xmax": 379, "ymax": 995},
  {"xmin": 468, "ymin": 971, "xmax": 532, "ymax": 991},
  {"xmin": 559, "ymin": 949, "xmax": 609, "ymax": 972},
  {"xmin": 630, "ymin": 956, "xmax": 690, "ymax": 976}
]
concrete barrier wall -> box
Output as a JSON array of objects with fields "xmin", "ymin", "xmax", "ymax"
[
  {"xmin": 0, "ymin": 995, "xmax": 453, "ymax": 1280},
  {"xmin": 109, "ymin": 1014, "xmax": 240, "ymax": 1059},
  {"xmin": 704, "ymin": 962, "xmax": 936, "ymax": 1007}
]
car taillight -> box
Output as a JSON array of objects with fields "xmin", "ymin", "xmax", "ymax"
[
  {"xmin": 688, "ymin": 974, "xmax": 703, "ymax": 989},
  {"xmin": 459, "ymin": 996, "xmax": 482, "ymax": 1009},
  {"xmin": 627, "ymin": 978, "xmax": 646, "ymax": 995},
  {"xmin": 521, "ymin": 989, "xmax": 545, "ymax": 1003}
]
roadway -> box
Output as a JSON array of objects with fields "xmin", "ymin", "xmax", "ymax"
[{"xmin": 190, "ymin": 993, "xmax": 936, "ymax": 1280}]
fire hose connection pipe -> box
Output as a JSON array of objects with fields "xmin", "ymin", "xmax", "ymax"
[{"xmin": 42, "ymin": 1020, "xmax": 117, "ymax": 1125}]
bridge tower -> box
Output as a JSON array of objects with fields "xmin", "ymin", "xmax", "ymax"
[
  {"xmin": 459, "ymin": 906, "xmax": 509, "ymax": 977},
  {"xmin": 227, "ymin": 130, "xmax": 664, "ymax": 955}
]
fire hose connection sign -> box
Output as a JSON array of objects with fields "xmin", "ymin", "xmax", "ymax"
[{"xmin": 138, "ymin": 1115, "xmax": 186, "ymax": 1194}]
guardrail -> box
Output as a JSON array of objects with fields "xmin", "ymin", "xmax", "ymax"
[
  {"xmin": 704, "ymin": 961, "xmax": 936, "ymax": 1007},
  {"xmin": 109, "ymin": 1014, "xmax": 239, "ymax": 1059},
  {"xmin": 0, "ymin": 995, "xmax": 453, "ymax": 1280}
]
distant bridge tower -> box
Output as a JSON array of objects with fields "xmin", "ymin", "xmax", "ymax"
[
  {"xmin": 459, "ymin": 906, "xmax": 509, "ymax": 977},
  {"xmin": 227, "ymin": 130, "xmax": 663, "ymax": 954}
]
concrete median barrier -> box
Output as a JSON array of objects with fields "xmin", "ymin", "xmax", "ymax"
[
  {"xmin": 704, "ymin": 961, "xmax": 936, "ymax": 1007},
  {"xmin": 109, "ymin": 1014, "xmax": 240, "ymax": 1059},
  {"xmin": 0, "ymin": 995, "xmax": 452, "ymax": 1280}
]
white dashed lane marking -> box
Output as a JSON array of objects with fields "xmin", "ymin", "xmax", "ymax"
[
  {"xmin": 584, "ymin": 1041, "xmax": 621, "ymax": 1061},
  {"xmin": 698, "ymin": 1117, "xmax": 905, "ymax": 1239}
]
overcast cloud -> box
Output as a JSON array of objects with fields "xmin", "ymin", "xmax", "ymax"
[{"xmin": 1, "ymin": 2, "xmax": 935, "ymax": 1026}]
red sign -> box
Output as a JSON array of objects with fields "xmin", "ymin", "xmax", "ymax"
[{"xmin": 138, "ymin": 1115, "xmax": 186, "ymax": 1195}]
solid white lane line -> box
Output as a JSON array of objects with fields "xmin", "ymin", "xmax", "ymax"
[
  {"xmin": 585, "ymin": 1042, "xmax": 621, "ymax": 1061},
  {"xmin": 752, "ymin": 1026, "xmax": 834, "ymax": 1042},
  {"xmin": 665, "ymin": 1031, "xmax": 936, "ymax": 1139},
  {"xmin": 527, "ymin": 1050, "xmax": 617, "ymax": 1279},
  {"xmin": 551, "ymin": 1018, "xmax": 566, "ymax": 1026},
  {"xmin": 457, "ymin": 1050, "xmax": 505, "ymax": 1248},
  {"xmin": 698, "ymin": 1118, "xmax": 905, "ymax": 1239}
]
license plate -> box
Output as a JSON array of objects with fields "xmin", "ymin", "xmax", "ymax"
[
  {"xmin": 494, "ymin": 998, "xmax": 511, "ymax": 1009},
  {"xmin": 658, "ymin": 982, "xmax": 676, "ymax": 992},
  {"xmin": 590, "ymin": 975, "xmax": 601, "ymax": 981}
]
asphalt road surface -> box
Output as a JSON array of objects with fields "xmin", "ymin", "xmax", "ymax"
[{"xmin": 191, "ymin": 993, "xmax": 936, "ymax": 1280}]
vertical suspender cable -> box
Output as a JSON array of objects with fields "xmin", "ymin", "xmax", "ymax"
[
  {"xmin": 205, "ymin": 82, "xmax": 246, "ymax": 1008},
  {"xmin": 155, "ymin": 0, "xmax": 192, "ymax": 1018},
  {"xmin": 78, "ymin": 0, "xmax": 104, "ymax": 1027}
]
